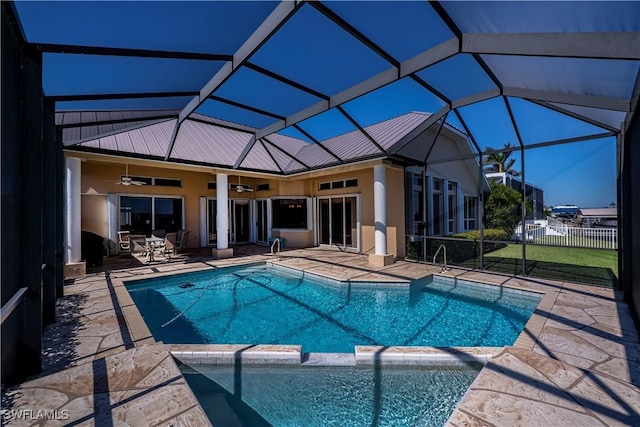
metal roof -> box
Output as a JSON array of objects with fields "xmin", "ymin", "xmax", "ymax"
[
  {"xmin": 11, "ymin": 1, "xmax": 639, "ymax": 173},
  {"xmin": 67, "ymin": 110, "xmax": 466, "ymax": 173}
]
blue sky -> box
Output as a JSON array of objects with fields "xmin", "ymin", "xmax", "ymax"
[{"xmin": 15, "ymin": 1, "xmax": 625, "ymax": 208}]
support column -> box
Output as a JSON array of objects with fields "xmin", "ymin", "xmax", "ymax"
[
  {"xmin": 369, "ymin": 164, "xmax": 394, "ymax": 266},
  {"xmin": 212, "ymin": 172, "xmax": 233, "ymax": 259},
  {"xmin": 64, "ymin": 156, "xmax": 85, "ymax": 277}
]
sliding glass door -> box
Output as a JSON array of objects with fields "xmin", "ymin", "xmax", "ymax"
[
  {"xmin": 317, "ymin": 195, "xmax": 359, "ymax": 250},
  {"xmin": 256, "ymin": 199, "xmax": 268, "ymax": 244}
]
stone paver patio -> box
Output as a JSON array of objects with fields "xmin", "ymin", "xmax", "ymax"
[{"xmin": 2, "ymin": 247, "xmax": 639, "ymax": 426}]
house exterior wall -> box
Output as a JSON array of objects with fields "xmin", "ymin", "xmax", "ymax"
[{"xmin": 75, "ymin": 155, "xmax": 406, "ymax": 257}]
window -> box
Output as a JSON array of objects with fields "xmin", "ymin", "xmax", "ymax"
[
  {"xmin": 124, "ymin": 175, "xmax": 182, "ymax": 187},
  {"xmin": 410, "ymin": 173, "xmax": 423, "ymax": 235},
  {"xmin": 154, "ymin": 178, "xmax": 182, "ymax": 187},
  {"xmin": 126, "ymin": 176, "xmax": 153, "ymax": 185},
  {"xmin": 120, "ymin": 196, "xmax": 183, "ymax": 236},
  {"xmin": 319, "ymin": 179, "xmax": 358, "ymax": 191},
  {"xmin": 207, "ymin": 182, "xmax": 217, "ymax": 190},
  {"xmin": 257, "ymin": 183, "xmax": 270, "ymax": 191},
  {"xmin": 464, "ymin": 196, "xmax": 478, "ymax": 231},
  {"xmin": 448, "ymin": 182, "xmax": 457, "ymax": 234},
  {"xmin": 272, "ymin": 199, "xmax": 307, "ymax": 229},
  {"xmin": 432, "ymin": 178, "xmax": 443, "ymax": 235}
]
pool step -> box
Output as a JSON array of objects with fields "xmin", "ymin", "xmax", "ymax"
[{"xmin": 302, "ymin": 352, "xmax": 356, "ymax": 366}]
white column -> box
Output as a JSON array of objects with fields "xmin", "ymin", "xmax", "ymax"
[
  {"xmin": 216, "ymin": 173, "xmax": 229, "ymax": 249},
  {"xmin": 373, "ymin": 164, "xmax": 387, "ymax": 255},
  {"xmin": 65, "ymin": 157, "xmax": 82, "ymax": 263}
]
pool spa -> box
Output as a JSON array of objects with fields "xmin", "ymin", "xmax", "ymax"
[
  {"xmin": 125, "ymin": 263, "xmax": 542, "ymax": 352},
  {"xmin": 180, "ymin": 362, "xmax": 480, "ymax": 426}
]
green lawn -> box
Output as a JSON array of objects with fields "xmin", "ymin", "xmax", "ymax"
[{"xmin": 458, "ymin": 244, "xmax": 618, "ymax": 288}]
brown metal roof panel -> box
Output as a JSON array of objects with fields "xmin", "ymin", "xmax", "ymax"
[
  {"xmin": 80, "ymin": 124, "xmax": 100, "ymax": 141},
  {"xmin": 294, "ymin": 144, "xmax": 337, "ymax": 167},
  {"xmin": 171, "ymin": 123, "xmax": 215, "ymax": 164},
  {"xmin": 323, "ymin": 131, "xmax": 380, "ymax": 160},
  {"xmin": 189, "ymin": 120, "xmax": 250, "ymax": 164},
  {"xmin": 266, "ymin": 133, "xmax": 309, "ymax": 157},
  {"xmin": 171, "ymin": 120, "xmax": 252, "ymax": 166},
  {"xmin": 62, "ymin": 127, "xmax": 82, "ymax": 144},
  {"xmin": 97, "ymin": 123, "xmax": 116, "ymax": 135},
  {"xmin": 189, "ymin": 114, "xmax": 257, "ymax": 133},
  {"xmin": 62, "ymin": 112, "xmax": 81, "ymax": 126},
  {"xmin": 263, "ymin": 142, "xmax": 294, "ymax": 170},
  {"xmin": 80, "ymin": 111, "xmax": 98, "ymax": 125},
  {"xmin": 57, "ymin": 109, "xmax": 179, "ymax": 126},
  {"xmin": 283, "ymin": 157, "xmax": 308, "ymax": 173},
  {"xmin": 144, "ymin": 121, "xmax": 174, "ymax": 157},
  {"xmin": 369, "ymin": 113, "xmax": 430, "ymax": 150},
  {"xmin": 114, "ymin": 132, "xmax": 136, "ymax": 154},
  {"xmin": 239, "ymin": 142, "xmax": 280, "ymax": 172}
]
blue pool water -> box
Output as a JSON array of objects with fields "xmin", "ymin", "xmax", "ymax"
[
  {"xmin": 126, "ymin": 263, "xmax": 541, "ymax": 352},
  {"xmin": 181, "ymin": 363, "xmax": 480, "ymax": 427}
]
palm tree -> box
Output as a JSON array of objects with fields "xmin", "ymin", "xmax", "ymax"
[{"xmin": 483, "ymin": 143, "xmax": 520, "ymax": 176}]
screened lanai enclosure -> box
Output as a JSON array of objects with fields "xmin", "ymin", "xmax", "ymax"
[{"xmin": 2, "ymin": 1, "xmax": 639, "ymax": 385}]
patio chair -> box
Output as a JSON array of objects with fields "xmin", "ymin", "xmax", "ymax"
[
  {"xmin": 117, "ymin": 231, "xmax": 130, "ymax": 252},
  {"xmin": 175, "ymin": 230, "xmax": 189, "ymax": 252},
  {"xmin": 129, "ymin": 234, "xmax": 148, "ymax": 262},
  {"xmin": 160, "ymin": 232, "xmax": 178, "ymax": 257},
  {"xmin": 152, "ymin": 228, "xmax": 166, "ymax": 238}
]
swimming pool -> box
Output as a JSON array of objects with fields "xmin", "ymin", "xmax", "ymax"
[
  {"xmin": 126, "ymin": 263, "xmax": 541, "ymax": 352},
  {"xmin": 180, "ymin": 362, "xmax": 480, "ymax": 426}
]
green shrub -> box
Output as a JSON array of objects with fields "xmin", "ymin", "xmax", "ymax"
[
  {"xmin": 452, "ymin": 229, "xmax": 508, "ymax": 241},
  {"xmin": 426, "ymin": 229, "xmax": 507, "ymax": 263}
]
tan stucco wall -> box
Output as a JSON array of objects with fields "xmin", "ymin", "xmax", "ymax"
[
  {"xmin": 81, "ymin": 194, "xmax": 108, "ymax": 237},
  {"xmin": 271, "ymin": 229, "xmax": 313, "ymax": 248}
]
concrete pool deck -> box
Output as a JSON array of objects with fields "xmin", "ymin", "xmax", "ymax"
[{"xmin": 2, "ymin": 247, "xmax": 639, "ymax": 426}]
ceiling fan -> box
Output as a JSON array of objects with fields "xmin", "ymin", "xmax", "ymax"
[
  {"xmin": 234, "ymin": 176, "xmax": 253, "ymax": 193},
  {"xmin": 115, "ymin": 164, "xmax": 146, "ymax": 186}
]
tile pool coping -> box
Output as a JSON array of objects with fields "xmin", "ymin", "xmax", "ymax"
[{"xmin": 114, "ymin": 259, "xmax": 554, "ymax": 367}]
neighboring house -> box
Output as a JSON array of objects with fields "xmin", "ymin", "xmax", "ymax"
[
  {"xmin": 61, "ymin": 110, "xmax": 486, "ymax": 263},
  {"xmin": 577, "ymin": 208, "xmax": 618, "ymax": 228},
  {"xmin": 485, "ymin": 172, "xmax": 545, "ymax": 220},
  {"xmin": 551, "ymin": 205, "xmax": 579, "ymax": 221}
]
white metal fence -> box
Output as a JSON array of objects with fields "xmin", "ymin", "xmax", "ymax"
[{"xmin": 514, "ymin": 218, "xmax": 617, "ymax": 250}]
